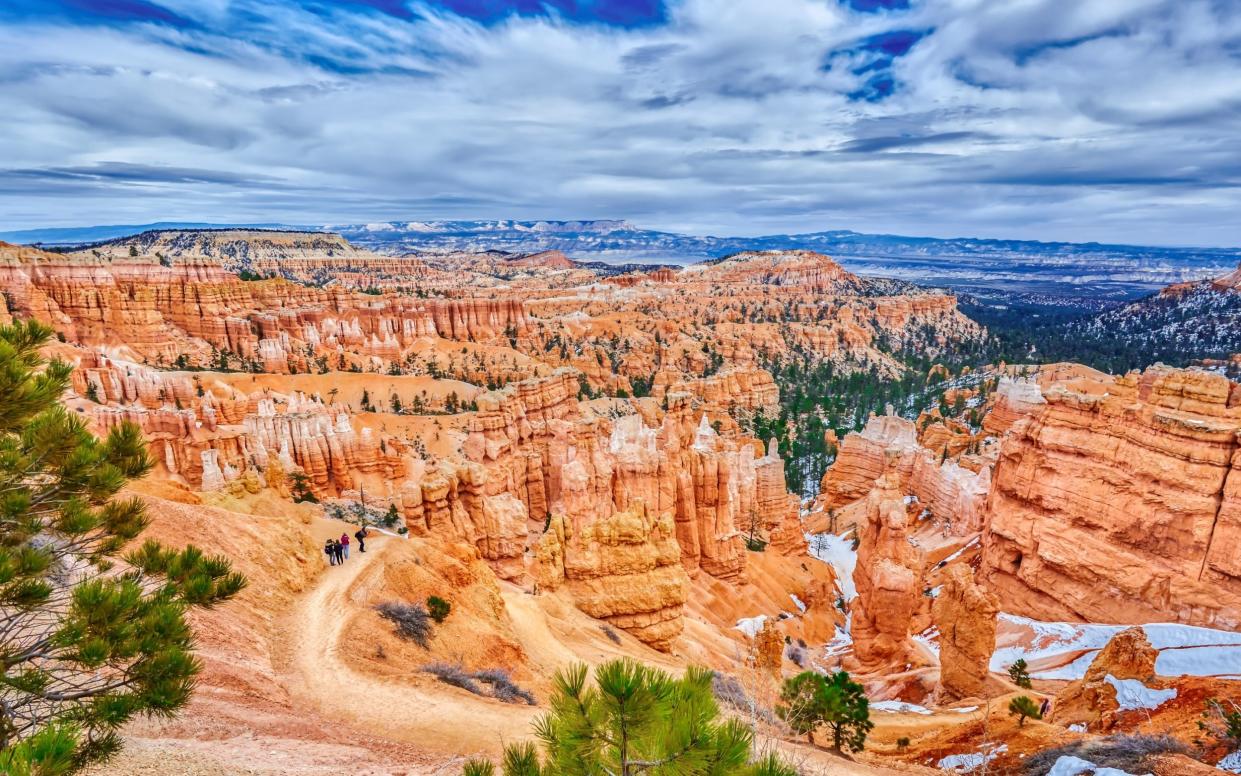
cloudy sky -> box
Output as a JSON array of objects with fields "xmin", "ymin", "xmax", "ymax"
[{"xmin": 3, "ymin": 0, "xmax": 1240, "ymax": 245}]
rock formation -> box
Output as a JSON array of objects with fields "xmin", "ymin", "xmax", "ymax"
[
  {"xmin": 932, "ymin": 564, "xmax": 1000, "ymax": 701},
  {"xmin": 979, "ymin": 365, "xmax": 1241, "ymax": 629},
  {"xmin": 819, "ymin": 415, "xmax": 992, "ymax": 534},
  {"xmin": 850, "ymin": 450, "xmax": 925, "ymax": 670},
  {"xmin": 1054, "ymin": 627, "xmax": 1160, "ymax": 730},
  {"xmin": 534, "ymin": 502, "xmax": 689, "ymax": 651}
]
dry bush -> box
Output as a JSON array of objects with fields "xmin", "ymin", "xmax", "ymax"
[
  {"xmin": 424, "ymin": 663, "xmax": 535, "ymax": 705},
  {"xmin": 376, "ymin": 601, "xmax": 432, "ymax": 648},
  {"xmin": 1023, "ymin": 734, "xmax": 1189, "ymax": 774}
]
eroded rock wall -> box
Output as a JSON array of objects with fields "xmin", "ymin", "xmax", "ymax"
[{"xmin": 979, "ymin": 366, "xmax": 1241, "ymax": 629}]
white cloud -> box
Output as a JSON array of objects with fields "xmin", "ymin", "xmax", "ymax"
[{"xmin": 0, "ymin": 0, "xmax": 1239, "ymax": 245}]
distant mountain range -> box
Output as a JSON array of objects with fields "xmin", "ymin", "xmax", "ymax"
[{"xmin": 6, "ymin": 218, "xmax": 1238, "ymax": 300}]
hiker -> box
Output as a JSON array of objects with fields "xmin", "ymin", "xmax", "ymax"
[
  {"xmin": 1040, "ymin": 698, "xmax": 1051, "ymax": 718},
  {"xmin": 340, "ymin": 532, "xmax": 351, "ymax": 560},
  {"xmin": 354, "ymin": 525, "xmax": 368, "ymax": 553},
  {"xmin": 324, "ymin": 539, "xmax": 337, "ymax": 566},
  {"xmin": 332, "ymin": 539, "xmax": 344, "ymax": 565}
]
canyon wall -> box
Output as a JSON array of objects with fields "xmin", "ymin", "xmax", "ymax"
[
  {"xmin": 979, "ymin": 366, "xmax": 1241, "ymax": 629},
  {"xmin": 1, "ymin": 242, "xmax": 528, "ymax": 368},
  {"xmin": 818, "ymin": 415, "xmax": 992, "ymax": 534}
]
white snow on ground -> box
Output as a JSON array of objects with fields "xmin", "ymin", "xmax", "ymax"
[
  {"xmin": 790, "ymin": 593, "xmax": 806, "ymax": 613},
  {"xmin": 824, "ymin": 614, "xmax": 853, "ymax": 658},
  {"xmin": 871, "ymin": 700, "xmax": 932, "ymax": 714},
  {"xmin": 938, "ymin": 744, "xmax": 1006, "ymax": 773},
  {"xmin": 952, "ymin": 705, "xmax": 979, "ymax": 713},
  {"xmin": 992, "ymin": 614, "xmax": 1241, "ymax": 680},
  {"xmin": 734, "ymin": 615, "xmax": 767, "ymax": 638},
  {"xmin": 914, "ymin": 634, "xmax": 941, "ymax": 658},
  {"xmin": 806, "ymin": 531, "xmax": 857, "ymax": 602},
  {"xmin": 1103, "ymin": 675, "xmax": 1177, "ymax": 711},
  {"xmin": 1156, "ymin": 645, "xmax": 1241, "ymax": 677},
  {"xmin": 1031, "ymin": 651, "xmax": 1100, "ymax": 681},
  {"xmin": 928, "ymin": 585, "xmax": 943, "ymax": 598},
  {"xmin": 1046, "ymin": 755, "xmax": 1150, "ymax": 775},
  {"xmin": 1068, "ymin": 723, "xmax": 1087, "ymax": 733},
  {"xmin": 940, "ymin": 536, "xmax": 981, "ymax": 565},
  {"xmin": 1217, "ymin": 750, "xmax": 1241, "ymax": 773}
]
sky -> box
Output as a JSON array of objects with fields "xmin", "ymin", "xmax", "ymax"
[{"xmin": 2, "ymin": 0, "xmax": 1241, "ymax": 245}]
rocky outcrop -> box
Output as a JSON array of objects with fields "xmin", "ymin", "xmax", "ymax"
[
  {"xmin": 686, "ymin": 250, "xmax": 866, "ymax": 292},
  {"xmin": 819, "ymin": 415, "xmax": 991, "ymax": 534},
  {"xmin": 933, "ymin": 565, "xmax": 999, "ymax": 701},
  {"xmin": 457, "ymin": 370, "xmax": 805, "ymax": 577},
  {"xmin": 979, "ymin": 366, "xmax": 1241, "ymax": 630},
  {"xmin": 83, "ymin": 354, "xmax": 407, "ymax": 496},
  {"xmin": 534, "ymin": 502, "xmax": 689, "ymax": 651},
  {"xmin": 1054, "ymin": 627, "xmax": 1160, "ymax": 730},
  {"xmin": 1, "ymin": 241, "xmax": 528, "ymax": 369},
  {"xmin": 851, "ymin": 450, "xmax": 924, "ymax": 670},
  {"xmin": 981, "ymin": 377, "xmax": 1046, "ymax": 436}
]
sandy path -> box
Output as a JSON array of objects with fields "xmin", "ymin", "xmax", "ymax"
[{"xmin": 274, "ymin": 533, "xmax": 537, "ymax": 763}]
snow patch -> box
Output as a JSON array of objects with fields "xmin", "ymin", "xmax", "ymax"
[
  {"xmin": 790, "ymin": 594, "xmax": 806, "ymax": 613},
  {"xmin": 871, "ymin": 700, "xmax": 931, "ymax": 714},
  {"xmin": 1046, "ymin": 754, "xmax": 1150, "ymax": 775},
  {"xmin": 937, "ymin": 744, "xmax": 1006, "ymax": 773},
  {"xmin": 1104, "ymin": 675, "xmax": 1176, "ymax": 711},
  {"xmin": 1068, "ymin": 723, "xmax": 1087, "ymax": 733},
  {"xmin": 806, "ymin": 531, "xmax": 857, "ymax": 602},
  {"xmin": 992, "ymin": 614, "xmax": 1241, "ymax": 680},
  {"xmin": 734, "ymin": 615, "xmax": 767, "ymax": 638},
  {"xmin": 940, "ymin": 536, "xmax": 980, "ymax": 565},
  {"xmin": 1218, "ymin": 751, "xmax": 1241, "ymax": 773}
]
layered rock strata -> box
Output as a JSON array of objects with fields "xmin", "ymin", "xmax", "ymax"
[
  {"xmin": 979, "ymin": 366, "xmax": 1241, "ymax": 629},
  {"xmin": 932, "ymin": 564, "xmax": 1000, "ymax": 701}
]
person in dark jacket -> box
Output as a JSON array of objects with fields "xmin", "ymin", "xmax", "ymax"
[
  {"xmin": 355, "ymin": 525, "xmax": 368, "ymax": 553},
  {"xmin": 332, "ymin": 539, "xmax": 344, "ymax": 565},
  {"xmin": 324, "ymin": 539, "xmax": 337, "ymax": 566}
]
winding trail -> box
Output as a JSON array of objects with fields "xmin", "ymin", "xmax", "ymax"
[
  {"xmin": 273, "ymin": 531, "xmax": 537, "ymax": 761},
  {"xmin": 270, "ymin": 525, "xmax": 926, "ymax": 774}
]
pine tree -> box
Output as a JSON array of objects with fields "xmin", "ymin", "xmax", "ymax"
[
  {"xmin": 1007, "ymin": 658, "xmax": 1032, "ymax": 689},
  {"xmin": 777, "ymin": 670, "xmax": 873, "ymax": 753},
  {"xmin": 288, "ymin": 471, "xmax": 318, "ymax": 504},
  {"xmin": 0, "ymin": 320, "xmax": 247, "ymax": 774},
  {"xmin": 462, "ymin": 659, "xmax": 797, "ymax": 776},
  {"xmin": 1008, "ymin": 695, "xmax": 1042, "ymax": 727}
]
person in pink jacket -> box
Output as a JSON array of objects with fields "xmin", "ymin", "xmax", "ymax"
[{"xmin": 339, "ymin": 532, "xmax": 351, "ymax": 560}]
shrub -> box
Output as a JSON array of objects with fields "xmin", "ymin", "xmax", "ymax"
[
  {"xmin": 784, "ymin": 644, "xmax": 806, "ymax": 667},
  {"xmin": 1023, "ymin": 734, "xmax": 1188, "ymax": 775},
  {"xmin": 424, "ymin": 662, "xmax": 481, "ymax": 694},
  {"xmin": 710, "ymin": 671, "xmax": 781, "ymax": 723},
  {"xmin": 474, "ymin": 668, "xmax": 537, "ymax": 705},
  {"xmin": 1008, "ymin": 658, "xmax": 1033, "ymax": 689},
  {"xmin": 1009, "ymin": 695, "xmax": 1042, "ymax": 726},
  {"xmin": 897, "ymin": 737, "xmax": 910, "ymax": 750},
  {"xmin": 427, "ymin": 595, "xmax": 452, "ymax": 623},
  {"xmin": 1206, "ymin": 698, "xmax": 1241, "ymax": 746},
  {"xmin": 382, "ymin": 503, "xmax": 400, "ymax": 528},
  {"xmin": 601, "ymin": 624, "xmax": 622, "ymax": 644},
  {"xmin": 424, "ymin": 664, "xmax": 536, "ymax": 705},
  {"xmin": 376, "ymin": 601, "xmax": 432, "ymax": 647}
]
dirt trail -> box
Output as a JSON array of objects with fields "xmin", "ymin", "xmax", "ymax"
[{"xmin": 274, "ymin": 532, "xmax": 537, "ymax": 762}]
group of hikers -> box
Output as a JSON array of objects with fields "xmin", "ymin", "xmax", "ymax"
[{"xmin": 324, "ymin": 526, "xmax": 368, "ymax": 566}]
